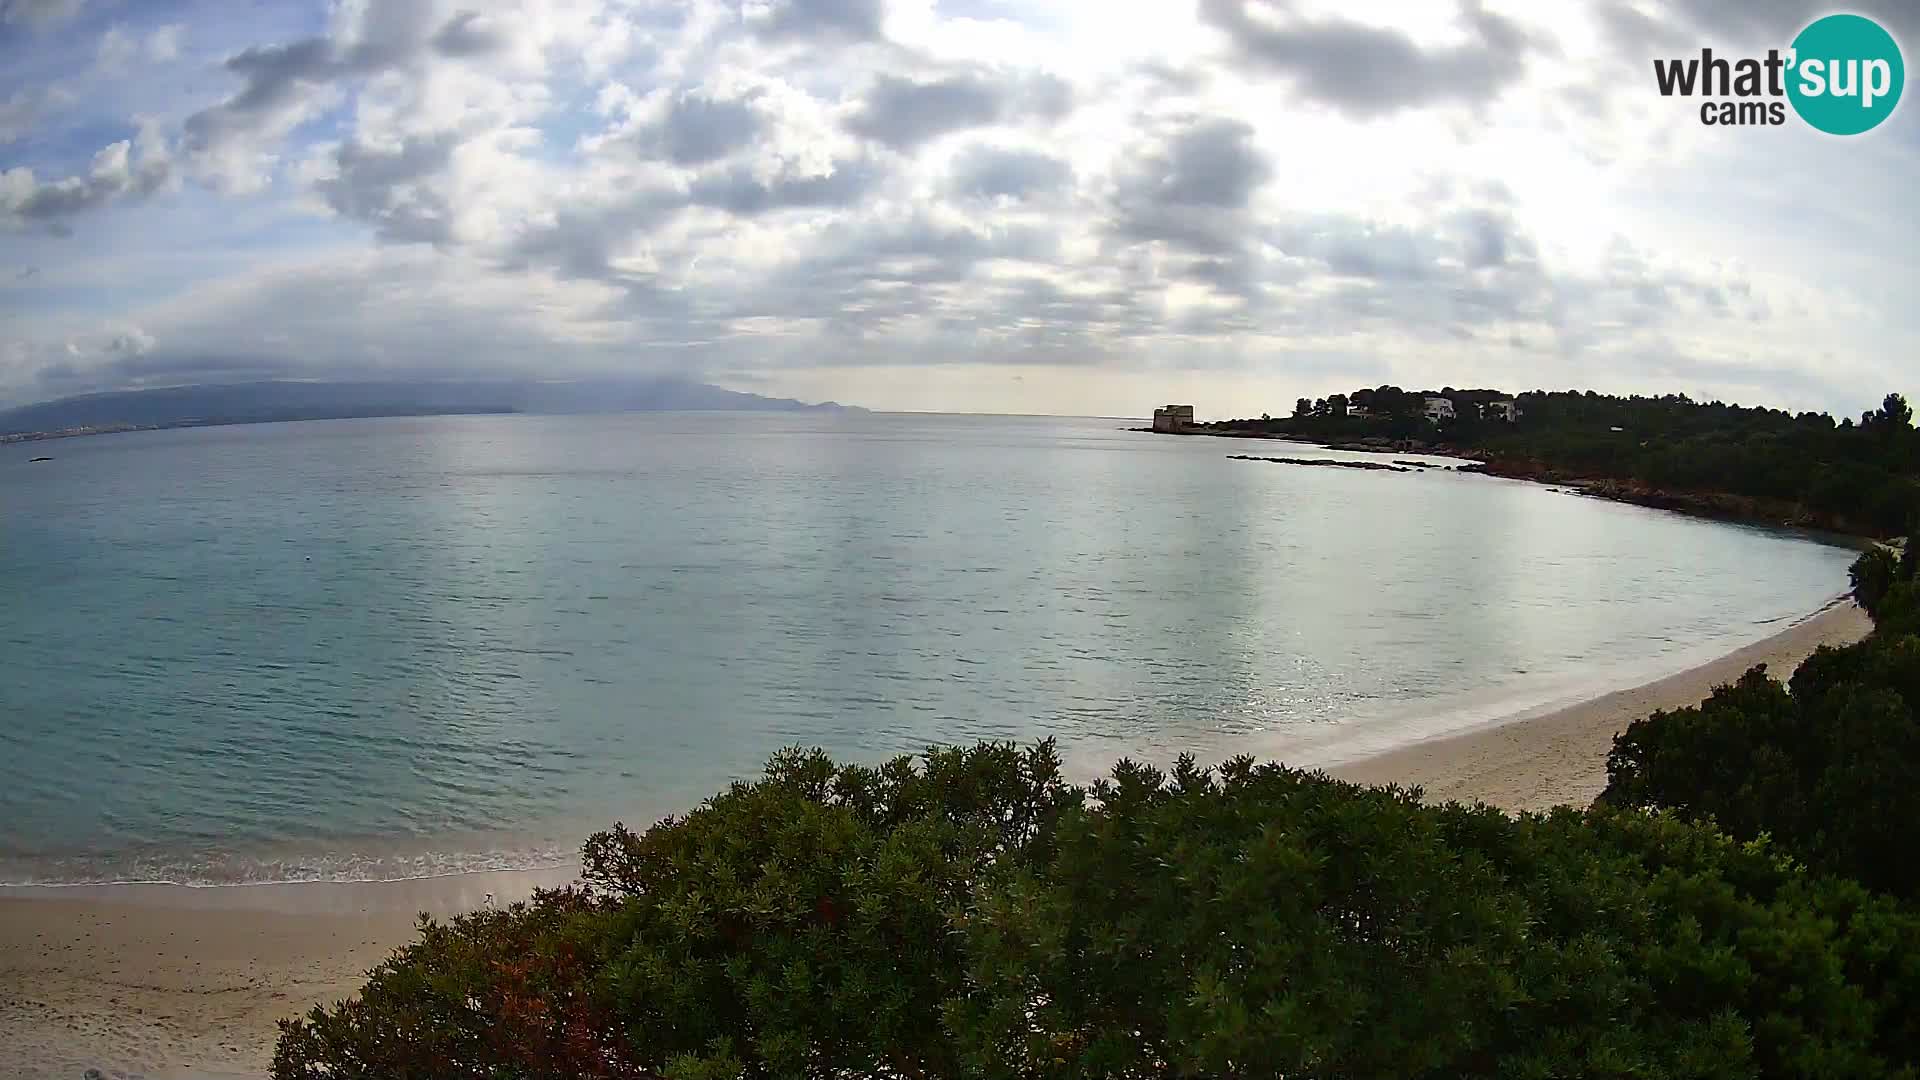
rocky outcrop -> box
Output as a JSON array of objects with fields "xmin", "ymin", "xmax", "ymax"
[
  {"xmin": 1461, "ymin": 459, "xmax": 1877, "ymax": 539},
  {"xmin": 1228, "ymin": 455, "xmax": 1412, "ymax": 472}
]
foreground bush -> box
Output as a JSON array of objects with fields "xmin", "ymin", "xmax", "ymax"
[
  {"xmin": 1604, "ymin": 544, "xmax": 1920, "ymax": 899},
  {"xmin": 274, "ymin": 742, "xmax": 1920, "ymax": 1079}
]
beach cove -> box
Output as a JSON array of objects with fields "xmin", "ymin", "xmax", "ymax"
[
  {"xmin": 0, "ymin": 413, "xmax": 1876, "ymax": 1076},
  {"xmin": 0, "ymin": 598, "xmax": 1874, "ymax": 1079}
]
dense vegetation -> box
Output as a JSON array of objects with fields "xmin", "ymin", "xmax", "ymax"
[
  {"xmin": 277, "ymin": 737, "xmax": 1920, "ymax": 1077},
  {"xmin": 1205, "ymin": 388, "xmax": 1920, "ymax": 536},
  {"xmin": 1603, "ymin": 539, "xmax": 1920, "ymax": 900}
]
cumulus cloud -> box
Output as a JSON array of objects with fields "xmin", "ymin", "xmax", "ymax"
[
  {"xmin": 96, "ymin": 24, "xmax": 136, "ymax": 70},
  {"xmin": 846, "ymin": 70, "xmax": 1071, "ymax": 148},
  {"xmin": 1199, "ymin": 0, "xmax": 1539, "ymax": 117},
  {"xmin": 689, "ymin": 156, "xmax": 886, "ymax": 216},
  {"xmin": 180, "ymin": 37, "xmax": 346, "ymax": 192},
  {"xmin": 147, "ymin": 23, "xmax": 183, "ymax": 61},
  {"xmin": 638, "ymin": 89, "xmax": 767, "ymax": 165},
  {"xmin": 949, "ymin": 144, "xmax": 1073, "ymax": 201},
  {"xmin": 2, "ymin": 0, "xmax": 1915, "ymax": 413},
  {"xmin": 1, "ymin": 136, "xmax": 170, "ymax": 227},
  {"xmin": 748, "ymin": 0, "xmax": 887, "ymax": 42},
  {"xmin": 430, "ymin": 11, "xmax": 507, "ymax": 58},
  {"xmin": 1105, "ymin": 116, "xmax": 1275, "ymax": 299},
  {"xmin": 180, "ymin": 5, "xmax": 509, "ymax": 193},
  {"xmin": 313, "ymin": 133, "xmax": 463, "ymax": 246}
]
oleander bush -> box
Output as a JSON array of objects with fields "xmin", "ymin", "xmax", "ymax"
[{"xmin": 274, "ymin": 740, "xmax": 1920, "ymax": 1079}]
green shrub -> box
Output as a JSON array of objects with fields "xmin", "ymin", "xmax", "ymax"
[
  {"xmin": 1603, "ymin": 546, "xmax": 1920, "ymax": 899},
  {"xmin": 275, "ymin": 744, "xmax": 1920, "ymax": 1079},
  {"xmin": 1851, "ymin": 547, "xmax": 1900, "ymax": 618}
]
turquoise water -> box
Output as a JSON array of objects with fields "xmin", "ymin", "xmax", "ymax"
[{"xmin": 0, "ymin": 413, "xmax": 1856, "ymax": 884}]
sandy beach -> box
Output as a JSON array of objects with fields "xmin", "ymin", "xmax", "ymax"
[
  {"xmin": 0, "ymin": 600, "xmax": 1874, "ymax": 1079},
  {"xmin": 0, "ymin": 868, "xmax": 574, "ymax": 1080},
  {"xmin": 1330, "ymin": 598, "xmax": 1873, "ymax": 810}
]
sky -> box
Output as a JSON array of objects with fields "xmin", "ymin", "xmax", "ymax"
[{"xmin": 1, "ymin": 0, "xmax": 1916, "ymax": 418}]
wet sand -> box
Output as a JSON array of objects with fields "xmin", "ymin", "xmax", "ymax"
[{"xmin": 0, "ymin": 601, "xmax": 1875, "ymax": 1078}]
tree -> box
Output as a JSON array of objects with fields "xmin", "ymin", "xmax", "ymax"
[
  {"xmin": 277, "ymin": 742, "xmax": 1920, "ymax": 1079},
  {"xmin": 1293, "ymin": 397, "xmax": 1312, "ymax": 419},
  {"xmin": 1882, "ymin": 393, "xmax": 1912, "ymax": 431}
]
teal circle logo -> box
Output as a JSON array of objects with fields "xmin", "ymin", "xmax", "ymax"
[{"xmin": 1787, "ymin": 14, "xmax": 1904, "ymax": 135}]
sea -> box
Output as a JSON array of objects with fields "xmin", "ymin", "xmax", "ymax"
[{"xmin": 0, "ymin": 412, "xmax": 1858, "ymax": 885}]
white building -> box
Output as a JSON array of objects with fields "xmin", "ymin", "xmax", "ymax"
[
  {"xmin": 1423, "ymin": 395, "xmax": 1455, "ymax": 422},
  {"xmin": 1480, "ymin": 398, "xmax": 1520, "ymax": 422}
]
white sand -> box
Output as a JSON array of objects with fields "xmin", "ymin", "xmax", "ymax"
[{"xmin": 0, "ymin": 601, "xmax": 1875, "ymax": 1078}]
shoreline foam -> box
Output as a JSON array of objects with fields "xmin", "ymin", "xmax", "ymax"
[{"xmin": 0, "ymin": 599, "xmax": 1876, "ymax": 1079}]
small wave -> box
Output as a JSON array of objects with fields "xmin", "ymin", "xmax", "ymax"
[{"xmin": 0, "ymin": 846, "xmax": 579, "ymax": 890}]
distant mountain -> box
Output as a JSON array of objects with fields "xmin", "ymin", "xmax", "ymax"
[{"xmin": 0, "ymin": 378, "xmax": 863, "ymax": 438}]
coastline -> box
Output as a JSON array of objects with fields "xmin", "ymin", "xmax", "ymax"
[
  {"xmin": 0, "ymin": 601, "xmax": 1876, "ymax": 1079},
  {"xmin": 1329, "ymin": 598, "xmax": 1872, "ymax": 811},
  {"xmin": 1136, "ymin": 425, "xmax": 1887, "ymax": 542}
]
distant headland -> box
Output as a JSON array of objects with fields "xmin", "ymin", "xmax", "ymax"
[
  {"xmin": 1135, "ymin": 385, "xmax": 1917, "ymax": 539},
  {"xmin": 0, "ymin": 377, "xmax": 865, "ymax": 445}
]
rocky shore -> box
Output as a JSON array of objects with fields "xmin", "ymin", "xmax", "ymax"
[
  {"xmin": 1135, "ymin": 424, "xmax": 1877, "ymax": 540},
  {"xmin": 1459, "ymin": 459, "xmax": 1879, "ymax": 541},
  {"xmin": 1227, "ymin": 454, "xmax": 1415, "ymax": 472}
]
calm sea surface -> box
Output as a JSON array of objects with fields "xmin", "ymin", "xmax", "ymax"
[{"xmin": 0, "ymin": 412, "xmax": 1856, "ymax": 884}]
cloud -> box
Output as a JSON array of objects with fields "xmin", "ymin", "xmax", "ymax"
[
  {"xmin": 181, "ymin": 37, "xmax": 346, "ymax": 192},
  {"xmin": 845, "ymin": 69, "xmax": 1071, "ymax": 148},
  {"xmin": 948, "ymin": 144, "xmax": 1073, "ymax": 201},
  {"xmin": 3, "ymin": 0, "xmax": 1916, "ymax": 415},
  {"xmin": 96, "ymin": 25, "xmax": 136, "ymax": 70},
  {"xmin": 846, "ymin": 73, "xmax": 1001, "ymax": 147},
  {"xmin": 748, "ymin": 0, "xmax": 887, "ymax": 42},
  {"xmin": 638, "ymin": 89, "xmax": 767, "ymax": 166},
  {"xmin": 104, "ymin": 324, "xmax": 155, "ymax": 355},
  {"xmin": 688, "ymin": 156, "xmax": 886, "ymax": 216},
  {"xmin": 313, "ymin": 133, "xmax": 463, "ymax": 246},
  {"xmin": 430, "ymin": 11, "xmax": 508, "ymax": 57},
  {"xmin": 1599, "ymin": 0, "xmax": 1920, "ymax": 52},
  {"xmin": 180, "ymin": 6, "xmax": 506, "ymax": 193},
  {"xmin": 506, "ymin": 186, "xmax": 690, "ymax": 281},
  {"xmin": 0, "ymin": 90, "xmax": 37, "ymax": 144},
  {"xmin": 0, "ymin": 0, "xmax": 83, "ymax": 29},
  {"xmin": 1, "ymin": 137, "xmax": 170, "ymax": 227},
  {"xmin": 1199, "ymin": 0, "xmax": 1539, "ymax": 117},
  {"xmin": 1119, "ymin": 117, "xmax": 1270, "ymax": 212},
  {"xmin": 147, "ymin": 23, "xmax": 184, "ymax": 62},
  {"xmin": 1107, "ymin": 116, "xmax": 1275, "ymax": 298}
]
